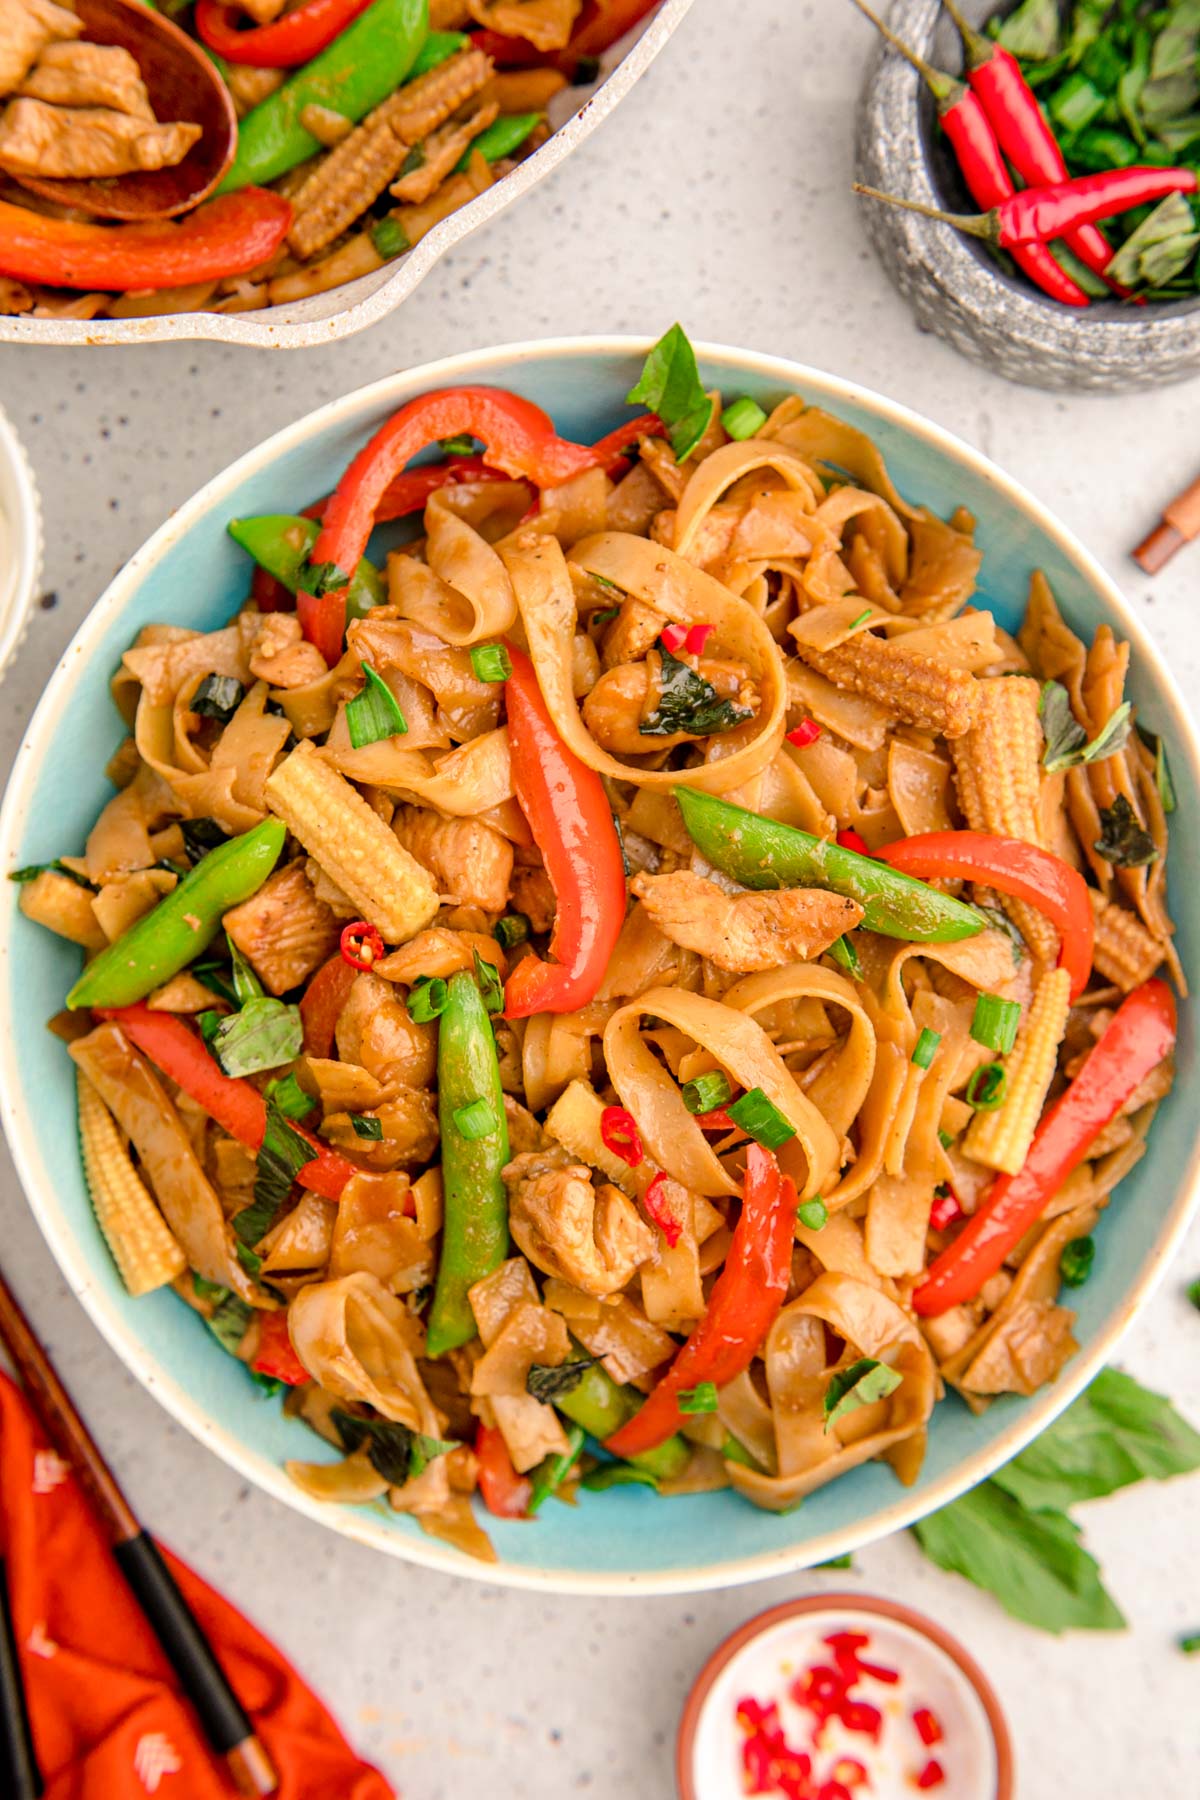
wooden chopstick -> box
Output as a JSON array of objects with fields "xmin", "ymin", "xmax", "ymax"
[
  {"xmin": 0, "ymin": 1269, "xmax": 277, "ymax": 1798},
  {"xmin": 0, "ymin": 1557, "xmax": 41, "ymax": 1800},
  {"xmin": 1133, "ymin": 470, "xmax": 1200, "ymax": 573}
]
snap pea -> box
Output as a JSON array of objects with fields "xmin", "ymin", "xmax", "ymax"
[
  {"xmin": 219, "ymin": 0, "xmax": 428, "ymax": 193},
  {"xmin": 425, "ymin": 969, "xmax": 510, "ymax": 1356},
  {"xmin": 455, "ymin": 112, "xmax": 541, "ymax": 172},
  {"xmin": 67, "ymin": 818, "xmax": 286, "ymax": 1010},
  {"xmin": 675, "ymin": 786, "xmax": 983, "ymax": 943},
  {"xmin": 227, "ymin": 515, "xmax": 384, "ymax": 621},
  {"xmin": 527, "ymin": 1423, "xmax": 586, "ymax": 1515},
  {"xmin": 409, "ymin": 28, "xmax": 469, "ymax": 77},
  {"xmin": 554, "ymin": 1356, "xmax": 689, "ymax": 1482}
]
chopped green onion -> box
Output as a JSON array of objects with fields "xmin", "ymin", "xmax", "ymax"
[
  {"xmin": 848, "ymin": 608, "xmax": 873, "ymax": 630},
  {"xmin": 797, "ymin": 1196, "xmax": 828, "ymax": 1231},
  {"xmin": 938, "ymin": 1127, "xmax": 955, "ymax": 1150},
  {"xmin": 472, "ymin": 948, "xmax": 504, "ymax": 1016},
  {"xmin": 912, "ymin": 1028, "xmax": 941, "ymax": 1070},
  {"xmin": 720, "ymin": 396, "xmax": 767, "ymax": 440},
  {"xmin": 453, "ymin": 1098, "xmax": 496, "ymax": 1141},
  {"xmin": 346, "ymin": 662, "xmax": 408, "ymax": 749},
  {"xmin": 459, "ymin": 111, "xmax": 541, "ymax": 170},
  {"xmin": 591, "ymin": 606, "xmax": 620, "ymax": 625},
  {"xmin": 677, "ymin": 1381, "xmax": 719, "ymax": 1415},
  {"xmin": 1157, "ymin": 738, "xmax": 1177, "ymax": 815},
  {"xmin": 726, "ymin": 1086, "xmax": 796, "ymax": 1150},
  {"xmin": 350, "ymin": 1114, "xmax": 383, "ymax": 1140},
  {"xmin": 828, "ymin": 934, "xmax": 861, "ymax": 979},
  {"xmin": 966, "ymin": 1063, "xmax": 1007, "ymax": 1111},
  {"xmin": 469, "ymin": 643, "xmax": 512, "ymax": 683},
  {"xmin": 971, "ymin": 993, "xmax": 1022, "ymax": 1054},
  {"xmin": 1059, "ymin": 1236, "xmax": 1095, "ymax": 1288},
  {"xmin": 681, "ymin": 1070, "xmax": 733, "ymax": 1115},
  {"xmin": 494, "ymin": 913, "xmax": 530, "ymax": 950},
  {"xmin": 406, "ymin": 976, "xmax": 448, "ymax": 1023},
  {"xmin": 371, "ymin": 217, "xmax": 409, "ymax": 260}
]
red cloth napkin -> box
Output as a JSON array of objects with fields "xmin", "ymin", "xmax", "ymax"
[{"xmin": 0, "ymin": 1371, "xmax": 395, "ymax": 1798}]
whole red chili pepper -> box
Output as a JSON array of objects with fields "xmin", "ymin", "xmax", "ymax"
[
  {"xmin": 850, "ymin": 0, "xmax": 1087, "ymax": 307},
  {"xmin": 502, "ymin": 644, "xmax": 627, "ymax": 1018},
  {"xmin": 942, "ymin": 0, "xmax": 1122, "ymax": 293},
  {"xmin": 604, "ymin": 1147, "xmax": 797, "ymax": 1457},
  {"xmin": 0, "ymin": 190, "xmax": 292, "ymax": 291},
  {"xmin": 913, "ymin": 978, "xmax": 1176, "ymax": 1316},
  {"xmin": 855, "ymin": 166, "xmax": 1198, "ymax": 249},
  {"xmin": 340, "ymin": 920, "xmax": 385, "ymax": 970},
  {"xmin": 195, "ymin": 0, "xmax": 374, "ymax": 66}
]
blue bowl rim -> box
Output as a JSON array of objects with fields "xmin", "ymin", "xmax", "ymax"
[{"xmin": 2, "ymin": 335, "xmax": 1197, "ymax": 1595}]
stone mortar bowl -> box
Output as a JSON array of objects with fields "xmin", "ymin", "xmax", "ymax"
[{"xmin": 856, "ymin": 0, "xmax": 1200, "ymax": 391}]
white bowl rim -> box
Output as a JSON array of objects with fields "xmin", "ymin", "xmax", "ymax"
[
  {"xmin": 3, "ymin": 334, "xmax": 1198, "ymax": 1595},
  {"xmin": 0, "ymin": 404, "xmax": 43, "ymax": 678},
  {"xmin": 0, "ymin": 0, "xmax": 695, "ymax": 351}
]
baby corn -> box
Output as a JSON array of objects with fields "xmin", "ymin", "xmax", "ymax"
[
  {"xmin": 797, "ymin": 631, "xmax": 979, "ymax": 737},
  {"xmin": 265, "ymin": 740, "xmax": 439, "ymax": 945},
  {"xmin": 77, "ymin": 1070, "xmax": 186, "ymax": 1296},
  {"xmin": 953, "ymin": 676, "xmax": 1059, "ymax": 967},
  {"xmin": 1089, "ymin": 888, "xmax": 1165, "ymax": 992},
  {"xmin": 963, "ymin": 967, "xmax": 1071, "ymax": 1175}
]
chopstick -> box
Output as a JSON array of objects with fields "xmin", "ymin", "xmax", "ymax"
[
  {"xmin": 0, "ymin": 1557, "xmax": 40, "ymax": 1800},
  {"xmin": 1132, "ymin": 469, "xmax": 1200, "ymax": 573},
  {"xmin": 0, "ymin": 1269, "xmax": 277, "ymax": 1798}
]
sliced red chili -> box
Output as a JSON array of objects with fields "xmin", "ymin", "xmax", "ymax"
[
  {"xmin": 659, "ymin": 623, "xmax": 688, "ymax": 653},
  {"xmin": 929, "ymin": 1191, "xmax": 962, "ymax": 1232},
  {"xmin": 786, "ymin": 718, "xmax": 821, "ymax": 748},
  {"xmin": 684, "ymin": 623, "xmax": 714, "ymax": 654},
  {"xmin": 642, "ymin": 1171, "xmax": 682, "ymax": 1248},
  {"xmin": 600, "ymin": 1105, "xmax": 643, "ymax": 1168},
  {"xmin": 340, "ymin": 920, "xmax": 384, "ymax": 970},
  {"xmin": 913, "ymin": 1707, "xmax": 944, "ymax": 1748},
  {"xmin": 916, "ymin": 1760, "xmax": 945, "ymax": 1791},
  {"xmin": 836, "ymin": 828, "xmax": 870, "ymax": 856}
]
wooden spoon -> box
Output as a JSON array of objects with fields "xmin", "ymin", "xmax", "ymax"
[{"xmin": 14, "ymin": 0, "xmax": 237, "ymax": 221}]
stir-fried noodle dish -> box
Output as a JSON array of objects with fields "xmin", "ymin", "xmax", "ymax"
[{"xmin": 18, "ymin": 329, "xmax": 1182, "ymax": 1560}]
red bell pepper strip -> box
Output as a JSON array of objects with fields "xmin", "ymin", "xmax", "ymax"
[
  {"xmin": 502, "ymin": 645, "xmax": 627, "ymax": 1019},
  {"xmin": 375, "ymin": 455, "xmax": 515, "ymax": 522},
  {"xmin": 875, "ymin": 831, "xmax": 1094, "ymax": 1000},
  {"xmin": 195, "ymin": 0, "xmax": 375, "ymax": 66},
  {"xmin": 913, "ymin": 978, "xmax": 1176, "ymax": 1316},
  {"xmin": 0, "ymin": 191, "xmax": 292, "ymax": 291},
  {"xmin": 472, "ymin": 0, "xmax": 662, "ymax": 74},
  {"xmin": 299, "ymin": 952, "xmax": 357, "ymax": 1058},
  {"xmin": 97, "ymin": 1005, "xmax": 357, "ymax": 1203},
  {"xmin": 251, "ymin": 1310, "xmax": 311, "ymax": 1386},
  {"xmin": 474, "ymin": 1422, "xmax": 532, "ymax": 1518},
  {"xmin": 605, "ymin": 1146, "xmax": 798, "ymax": 1457}
]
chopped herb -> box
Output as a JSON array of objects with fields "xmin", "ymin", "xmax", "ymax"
[
  {"xmin": 494, "ymin": 913, "xmax": 530, "ymax": 950},
  {"xmin": 439, "ymin": 433, "xmax": 478, "ymax": 457},
  {"xmin": 371, "ymin": 216, "xmax": 409, "ymax": 261},
  {"xmin": 527, "ymin": 1423, "xmax": 586, "ymax": 1515},
  {"xmin": 192, "ymin": 955, "xmax": 238, "ymax": 1005},
  {"xmin": 1094, "ymin": 795, "xmax": 1157, "ymax": 868},
  {"xmin": 581, "ymin": 1462, "xmax": 658, "ymax": 1492},
  {"xmin": 913, "ymin": 1028, "xmax": 941, "ymax": 1069},
  {"xmin": 406, "ymin": 976, "xmax": 448, "ymax": 1023},
  {"xmin": 235, "ymin": 1242, "xmax": 263, "ymax": 1278},
  {"xmin": 828, "ymin": 934, "xmax": 862, "ymax": 979},
  {"xmin": 192, "ymin": 1273, "xmax": 227, "ymax": 1303},
  {"xmin": 1156, "ymin": 736, "xmax": 1177, "ymax": 815},
  {"xmin": 332, "ymin": 1409, "xmax": 455, "ymax": 1487},
  {"xmin": 1059, "ymin": 1236, "xmax": 1096, "ymax": 1288},
  {"xmin": 469, "ymin": 643, "xmax": 512, "ymax": 683},
  {"xmin": 938, "ymin": 1128, "xmax": 955, "ymax": 1150},
  {"xmin": 726, "ymin": 1086, "xmax": 796, "ymax": 1150},
  {"xmin": 626, "ymin": 322, "xmax": 714, "ymax": 463},
  {"xmin": 797, "ymin": 1196, "xmax": 828, "ymax": 1231},
  {"xmin": 229, "ymin": 940, "xmax": 264, "ymax": 1006},
  {"xmin": 681, "ymin": 1070, "xmax": 733, "ymax": 1114},
  {"xmin": 639, "ymin": 645, "xmax": 751, "ymax": 738},
  {"xmin": 971, "ymin": 993, "xmax": 1022, "ymax": 1055},
  {"xmin": 720, "ymin": 396, "xmax": 767, "ymax": 440},
  {"xmin": 9, "ymin": 858, "xmax": 95, "ymax": 889},
  {"xmin": 179, "ymin": 817, "xmax": 230, "ymax": 863},
  {"xmin": 526, "ymin": 1358, "xmax": 597, "ymax": 1403},
  {"xmin": 453, "ymin": 1097, "xmax": 496, "ymax": 1140},
  {"xmin": 824, "ymin": 1358, "xmax": 902, "ymax": 1431},
  {"xmin": 591, "ymin": 606, "xmax": 620, "ymax": 625},
  {"xmin": 212, "ymin": 997, "xmax": 303, "ymax": 1078},
  {"xmin": 399, "ymin": 142, "xmax": 425, "ymax": 177},
  {"xmin": 271, "ymin": 1071, "xmax": 317, "ymax": 1120},
  {"xmin": 848, "ymin": 608, "xmax": 873, "ymax": 631},
  {"xmin": 974, "ymin": 903, "xmax": 1025, "ymax": 963},
  {"xmin": 196, "ymin": 1009, "xmax": 223, "ymax": 1046},
  {"xmin": 1180, "ymin": 1633, "xmax": 1200, "ymax": 1655},
  {"xmin": 350, "ymin": 1113, "xmax": 383, "ymax": 1140},
  {"xmin": 967, "ymin": 1063, "xmax": 1007, "ymax": 1111},
  {"xmin": 248, "ymin": 1370, "xmax": 283, "ymax": 1397},
  {"xmin": 1188, "ymin": 1277, "xmax": 1200, "ymax": 1311},
  {"xmin": 205, "ymin": 1291, "xmax": 252, "ymax": 1356},
  {"xmin": 237, "ymin": 1082, "xmax": 312, "ymax": 1249},
  {"xmin": 189, "ymin": 674, "xmax": 245, "ymax": 722},
  {"xmin": 303, "ymin": 560, "xmax": 351, "ymax": 597},
  {"xmin": 473, "ymin": 949, "xmax": 504, "ymax": 1016},
  {"xmin": 678, "ymin": 1381, "xmax": 719, "ymax": 1415},
  {"xmin": 346, "ymin": 661, "xmax": 408, "ymax": 749},
  {"xmin": 1040, "ymin": 681, "xmax": 1132, "ymax": 773}
]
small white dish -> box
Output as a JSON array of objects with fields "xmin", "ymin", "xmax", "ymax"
[
  {"xmin": 0, "ymin": 407, "xmax": 42, "ymax": 682},
  {"xmin": 677, "ymin": 1595, "xmax": 1013, "ymax": 1800}
]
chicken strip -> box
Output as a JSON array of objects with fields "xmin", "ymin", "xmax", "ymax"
[
  {"xmin": 504, "ymin": 1152, "xmax": 654, "ymax": 1298},
  {"xmin": 392, "ymin": 805, "xmax": 513, "ymax": 913},
  {"xmin": 631, "ymin": 871, "xmax": 862, "ymax": 971},
  {"xmin": 19, "ymin": 41, "xmax": 152, "ymax": 115},
  {"xmin": 222, "ymin": 860, "xmax": 341, "ymax": 996},
  {"xmin": 0, "ymin": 0, "xmax": 81, "ymax": 99},
  {"xmin": 0, "ymin": 98, "xmax": 200, "ymax": 179}
]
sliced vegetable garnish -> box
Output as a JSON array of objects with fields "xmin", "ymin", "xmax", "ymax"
[
  {"xmin": 1040, "ymin": 681, "xmax": 1132, "ymax": 773},
  {"xmin": 526, "ymin": 1358, "xmax": 596, "ymax": 1404},
  {"xmin": 406, "ymin": 976, "xmax": 448, "ymax": 1023},
  {"xmin": 726, "ymin": 1086, "xmax": 797, "ymax": 1150},
  {"xmin": 681, "ymin": 1070, "xmax": 733, "ymax": 1115},
  {"xmin": 340, "ymin": 920, "xmax": 384, "ymax": 971},
  {"xmin": 823, "ymin": 1358, "xmax": 903, "ymax": 1431},
  {"xmin": 720, "ymin": 396, "xmax": 767, "ymax": 440},
  {"xmin": 797, "ymin": 1196, "xmax": 828, "ymax": 1231},
  {"xmin": 453, "ymin": 1097, "xmax": 497, "ymax": 1140},
  {"xmin": 640, "ymin": 646, "xmax": 751, "ymax": 738},
  {"xmin": 971, "ymin": 992, "xmax": 1022, "ymax": 1054},
  {"xmin": 332, "ymin": 1410, "xmax": 455, "ymax": 1487},
  {"xmin": 372, "ymin": 217, "xmax": 410, "ymax": 260},
  {"xmin": 786, "ymin": 718, "xmax": 821, "ymax": 748},
  {"xmin": 345, "ymin": 662, "xmax": 408, "ymax": 749},
  {"xmin": 913, "ymin": 1027, "xmax": 941, "ymax": 1069},
  {"xmin": 600, "ymin": 1105, "xmax": 643, "ymax": 1167},
  {"xmin": 350, "ymin": 1113, "xmax": 383, "ymax": 1140},
  {"xmin": 828, "ymin": 934, "xmax": 862, "ymax": 979},
  {"xmin": 236, "ymin": 1081, "xmax": 313, "ymax": 1249},
  {"xmin": 966, "ymin": 1063, "xmax": 1007, "ymax": 1110},
  {"xmin": 1059, "ymin": 1235, "xmax": 1096, "ymax": 1288},
  {"xmin": 211, "ymin": 995, "xmax": 303, "ymax": 1078},
  {"xmin": 469, "ymin": 643, "xmax": 513, "ymax": 683},
  {"xmin": 626, "ymin": 322, "xmax": 714, "ymax": 463},
  {"xmin": 1095, "ymin": 795, "xmax": 1157, "ymax": 868},
  {"xmin": 494, "ymin": 912, "xmax": 530, "ymax": 949},
  {"xmin": 677, "ymin": 1381, "xmax": 719, "ymax": 1415},
  {"xmin": 643, "ymin": 1172, "xmax": 683, "ymax": 1247},
  {"xmin": 526, "ymin": 1423, "xmax": 586, "ymax": 1515},
  {"xmin": 190, "ymin": 674, "xmax": 245, "ymax": 722}
]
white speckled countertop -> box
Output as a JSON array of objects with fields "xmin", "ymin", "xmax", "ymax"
[{"xmin": 0, "ymin": 4, "xmax": 1198, "ymax": 1794}]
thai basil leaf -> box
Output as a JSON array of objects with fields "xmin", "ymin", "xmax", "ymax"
[
  {"xmin": 823, "ymin": 1357, "xmax": 902, "ymax": 1430},
  {"xmin": 237, "ymin": 1086, "xmax": 311, "ymax": 1247},
  {"xmin": 8, "ymin": 858, "xmax": 96, "ymax": 889},
  {"xmin": 212, "ymin": 996, "xmax": 303, "ymax": 1079},
  {"xmin": 332, "ymin": 1410, "xmax": 455, "ymax": 1485},
  {"xmin": 205, "ymin": 1291, "xmax": 253, "ymax": 1357},
  {"xmin": 350, "ymin": 1113, "xmax": 383, "ymax": 1139},
  {"xmin": 180, "ymin": 817, "xmax": 230, "ymax": 864},
  {"xmin": 189, "ymin": 674, "xmax": 245, "ymax": 722},
  {"xmin": 526, "ymin": 1358, "xmax": 597, "ymax": 1403},
  {"xmin": 1094, "ymin": 795, "xmax": 1157, "ymax": 868},
  {"xmin": 626, "ymin": 323, "xmax": 714, "ymax": 463},
  {"xmin": 228, "ymin": 940, "xmax": 264, "ymax": 1006},
  {"xmin": 640, "ymin": 646, "xmax": 751, "ymax": 738},
  {"xmin": 1040, "ymin": 681, "xmax": 1132, "ymax": 773}
]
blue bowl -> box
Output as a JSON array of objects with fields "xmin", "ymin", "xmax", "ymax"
[{"xmin": 2, "ymin": 341, "xmax": 1196, "ymax": 1593}]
